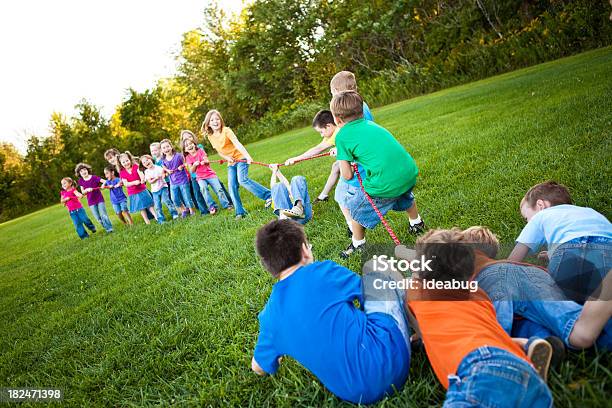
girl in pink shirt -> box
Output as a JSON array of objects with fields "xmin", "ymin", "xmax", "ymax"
[
  {"xmin": 60, "ymin": 177, "xmax": 96, "ymax": 239},
  {"xmin": 182, "ymin": 137, "xmax": 231, "ymax": 214},
  {"xmin": 118, "ymin": 152, "xmax": 158, "ymax": 224}
]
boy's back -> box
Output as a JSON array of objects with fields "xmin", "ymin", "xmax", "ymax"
[
  {"xmin": 254, "ymin": 260, "xmax": 409, "ymax": 404},
  {"xmin": 336, "ymin": 119, "xmax": 418, "ymax": 198}
]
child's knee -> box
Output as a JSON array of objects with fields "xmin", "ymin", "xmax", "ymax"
[{"xmin": 331, "ymin": 161, "xmax": 340, "ymax": 171}]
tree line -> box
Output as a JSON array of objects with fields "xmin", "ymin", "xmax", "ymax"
[{"xmin": 1, "ymin": 0, "xmax": 610, "ymax": 222}]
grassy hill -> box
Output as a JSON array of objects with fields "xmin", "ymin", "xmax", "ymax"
[{"xmin": 1, "ymin": 47, "xmax": 610, "ymax": 406}]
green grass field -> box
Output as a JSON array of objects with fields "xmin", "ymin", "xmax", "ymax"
[{"xmin": 1, "ymin": 47, "xmax": 611, "ymax": 407}]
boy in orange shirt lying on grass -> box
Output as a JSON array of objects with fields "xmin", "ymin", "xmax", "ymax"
[{"xmin": 393, "ymin": 229, "xmax": 553, "ymax": 407}]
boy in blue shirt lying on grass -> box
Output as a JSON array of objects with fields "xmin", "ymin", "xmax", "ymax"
[{"xmin": 251, "ymin": 219, "xmax": 410, "ymax": 404}]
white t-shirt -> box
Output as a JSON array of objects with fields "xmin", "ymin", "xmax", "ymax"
[{"xmin": 144, "ymin": 165, "xmax": 168, "ymax": 193}]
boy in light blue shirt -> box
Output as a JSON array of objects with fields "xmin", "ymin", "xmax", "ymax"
[
  {"xmin": 509, "ymin": 181, "xmax": 611, "ymax": 301},
  {"xmin": 251, "ymin": 220, "xmax": 410, "ymax": 404}
]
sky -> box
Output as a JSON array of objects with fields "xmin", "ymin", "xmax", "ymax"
[{"xmin": 0, "ymin": 0, "xmax": 244, "ymax": 153}]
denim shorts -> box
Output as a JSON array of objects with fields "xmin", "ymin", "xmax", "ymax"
[
  {"xmin": 334, "ymin": 179, "xmax": 359, "ymax": 207},
  {"xmin": 111, "ymin": 200, "xmax": 128, "ymax": 214},
  {"xmin": 345, "ymin": 186, "xmax": 414, "ymax": 229}
]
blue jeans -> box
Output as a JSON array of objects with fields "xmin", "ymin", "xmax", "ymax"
[
  {"xmin": 270, "ymin": 176, "xmax": 312, "ymax": 225},
  {"xmin": 197, "ymin": 177, "xmax": 231, "ymax": 210},
  {"xmin": 548, "ymin": 238, "xmax": 611, "ymax": 302},
  {"xmin": 69, "ymin": 208, "xmax": 97, "ymax": 239},
  {"xmin": 227, "ymin": 162, "xmax": 271, "ymax": 216},
  {"xmin": 190, "ymin": 176, "xmax": 208, "ymax": 214},
  {"xmin": 170, "ymin": 182, "xmax": 194, "ymax": 209},
  {"xmin": 477, "ymin": 262, "xmax": 583, "ymax": 347},
  {"xmin": 152, "ymin": 187, "xmax": 178, "ymax": 222},
  {"xmin": 89, "ymin": 202, "xmax": 113, "ymax": 232},
  {"xmin": 443, "ymin": 347, "xmax": 552, "ymax": 408}
]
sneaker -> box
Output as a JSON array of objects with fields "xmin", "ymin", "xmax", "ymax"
[
  {"xmin": 340, "ymin": 241, "xmax": 365, "ymax": 259},
  {"xmin": 314, "ymin": 196, "xmax": 329, "ymax": 204},
  {"xmin": 527, "ymin": 338, "xmax": 553, "ymax": 382},
  {"xmin": 209, "ymin": 207, "xmax": 217, "ymax": 215},
  {"xmin": 280, "ymin": 205, "xmax": 304, "ymax": 219},
  {"xmin": 235, "ymin": 214, "xmax": 245, "ymax": 220},
  {"xmin": 265, "ymin": 198, "xmax": 273, "ymax": 209},
  {"xmin": 409, "ymin": 220, "xmax": 426, "ymax": 235},
  {"xmin": 545, "ymin": 336, "xmax": 566, "ymax": 369},
  {"xmin": 172, "ymin": 215, "xmax": 179, "ymax": 220},
  {"xmin": 226, "ymin": 205, "xmax": 234, "ymax": 211},
  {"xmin": 181, "ymin": 211, "xmax": 189, "ymax": 218}
]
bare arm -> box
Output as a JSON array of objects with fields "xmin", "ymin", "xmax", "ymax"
[
  {"xmin": 285, "ymin": 140, "xmax": 333, "ymax": 165},
  {"xmin": 508, "ymin": 243, "xmax": 530, "ymax": 262},
  {"xmin": 227, "ymin": 131, "xmax": 252, "ymax": 162},
  {"xmin": 338, "ymin": 160, "xmax": 354, "ymax": 180}
]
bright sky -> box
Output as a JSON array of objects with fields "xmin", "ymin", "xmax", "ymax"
[{"xmin": 0, "ymin": 0, "xmax": 244, "ymax": 153}]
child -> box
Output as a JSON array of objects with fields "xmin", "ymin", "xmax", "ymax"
[
  {"xmin": 267, "ymin": 164, "xmax": 312, "ymax": 224},
  {"xmin": 141, "ymin": 155, "xmax": 178, "ymax": 222},
  {"xmin": 160, "ymin": 139, "xmax": 195, "ymax": 217},
  {"xmin": 201, "ymin": 109, "xmax": 271, "ymax": 219},
  {"xmin": 331, "ymin": 91, "xmax": 424, "ymax": 258},
  {"xmin": 401, "ymin": 229, "xmax": 553, "ymax": 405},
  {"xmin": 75, "ymin": 163, "xmax": 113, "ymax": 233},
  {"xmin": 508, "ymin": 181, "xmax": 612, "ymax": 302},
  {"xmin": 102, "ymin": 166, "xmax": 133, "ymax": 226},
  {"xmin": 118, "ymin": 152, "xmax": 157, "ymax": 224},
  {"xmin": 284, "ymin": 70, "xmax": 374, "ymax": 203},
  {"xmin": 251, "ymin": 220, "xmax": 410, "ymax": 404},
  {"xmin": 463, "ymin": 226, "xmax": 611, "ymax": 351},
  {"xmin": 106, "ymin": 147, "xmax": 153, "ymax": 223},
  {"xmin": 182, "ymin": 137, "xmax": 231, "ymax": 215},
  {"xmin": 179, "ymin": 131, "xmax": 210, "ymax": 215},
  {"xmin": 60, "ymin": 177, "xmax": 96, "ymax": 239}
]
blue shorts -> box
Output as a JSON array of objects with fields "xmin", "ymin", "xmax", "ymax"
[
  {"xmin": 345, "ymin": 186, "xmax": 415, "ymax": 229},
  {"xmin": 111, "ymin": 200, "xmax": 128, "ymax": 214},
  {"xmin": 334, "ymin": 179, "xmax": 359, "ymax": 208}
]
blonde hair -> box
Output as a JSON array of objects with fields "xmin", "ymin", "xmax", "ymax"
[
  {"xmin": 201, "ymin": 110, "xmax": 225, "ymax": 135},
  {"xmin": 61, "ymin": 177, "xmax": 75, "ymax": 188},
  {"xmin": 139, "ymin": 154, "xmax": 154, "ymax": 166},
  {"xmin": 330, "ymin": 71, "xmax": 357, "ymax": 94},
  {"xmin": 462, "ymin": 226, "xmax": 500, "ymax": 258},
  {"xmin": 104, "ymin": 148, "xmax": 120, "ymax": 160},
  {"xmin": 330, "ymin": 91, "xmax": 363, "ymax": 122},
  {"xmin": 149, "ymin": 142, "xmax": 161, "ymax": 150}
]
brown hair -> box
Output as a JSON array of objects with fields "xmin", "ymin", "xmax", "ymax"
[
  {"xmin": 118, "ymin": 151, "xmax": 137, "ymax": 170},
  {"xmin": 180, "ymin": 130, "xmax": 198, "ymax": 143},
  {"xmin": 159, "ymin": 139, "xmax": 176, "ymax": 156},
  {"xmin": 312, "ymin": 110, "xmax": 335, "ymax": 129},
  {"xmin": 415, "ymin": 228, "xmax": 475, "ymax": 282},
  {"xmin": 521, "ymin": 181, "xmax": 572, "ymax": 209},
  {"xmin": 255, "ymin": 220, "xmax": 308, "ymax": 277},
  {"xmin": 74, "ymin": 162, "xmax": 93, "ymax": 178},
  {"xmin": 330, "ymin": 91, "xmax": 364, "ymax": 123},
  {"xmin": 181, "ymin": 137, "xmax": 198, "ymax": 155},
  {"xmin": 201, "ymin": 110, "xmax": 225, "ymax": 135},
  {"xmin": 462, "ymin": 226, "xmax": 499, "ymax": 258},
  {"xmin": 104, "ymin": 148, "xmax": 120, "ymax": 160},
  {"xmin": 330, "ymin": 71, "xmax": 357, "ymax": 93}
]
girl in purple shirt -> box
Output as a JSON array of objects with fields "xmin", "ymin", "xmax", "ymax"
[
  {"xmin": 75, "ymin": 162, "xmax": 113, "ymax": 233},
  {"xmin": 160, "ymin": 139, "xmax": 195, "ymax": 217}
]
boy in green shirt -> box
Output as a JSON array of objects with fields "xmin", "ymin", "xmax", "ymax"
[{"xmin": 332, "ymin": 90, "xmax": 425, "ymax": 258}]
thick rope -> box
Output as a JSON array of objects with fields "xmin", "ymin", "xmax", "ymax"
[{"xmin": 352, "ymin": 163, "xmax": 401, "ymax": 246}]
